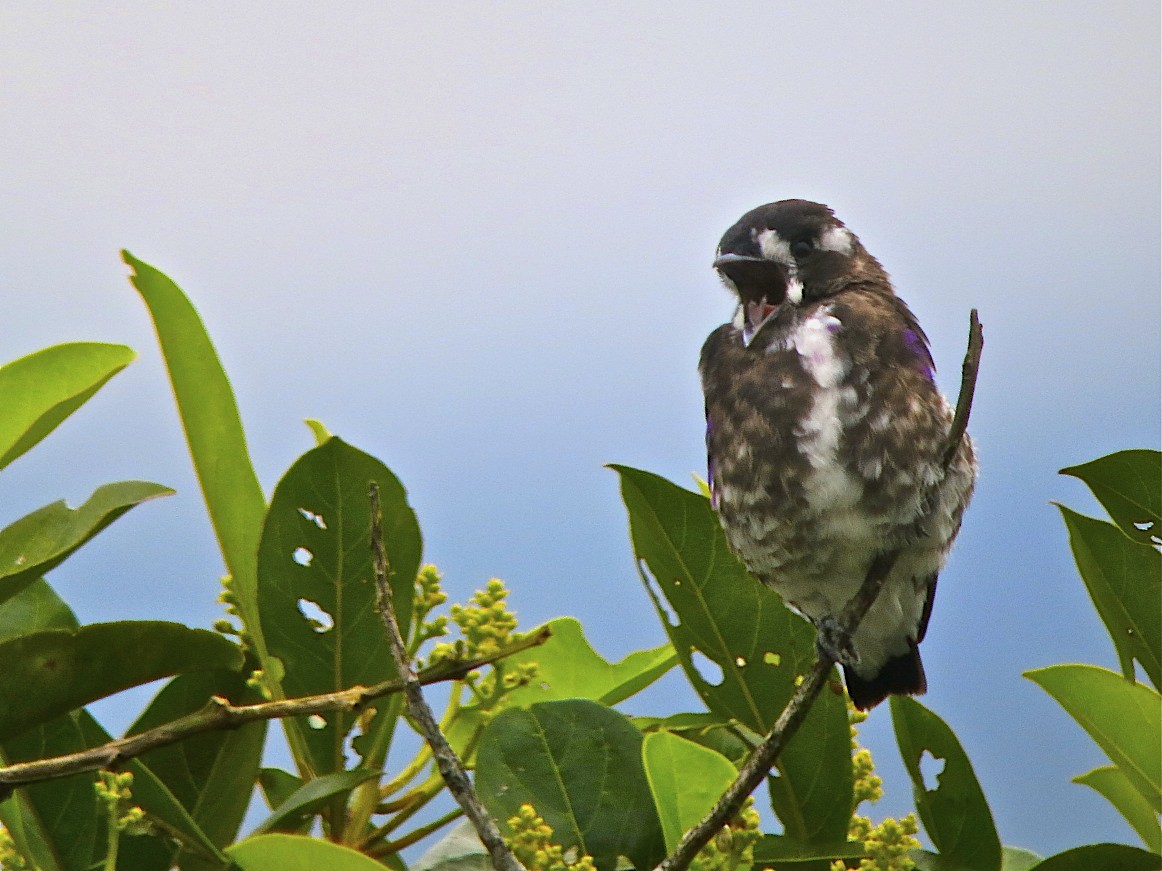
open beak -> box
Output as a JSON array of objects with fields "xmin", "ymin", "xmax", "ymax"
[{"xmin": 713, "ymin": 253, "xmax": 785, "ymax": 347}]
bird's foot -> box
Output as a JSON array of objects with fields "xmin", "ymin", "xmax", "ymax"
[{"xmin": 815, "ymin": 616, "xmax": 860, "ymax": 668}]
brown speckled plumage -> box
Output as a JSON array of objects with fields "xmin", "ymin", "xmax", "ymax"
[{"xmin": 701, "ymin": 200, "xmax": 976, "ymax": 709}]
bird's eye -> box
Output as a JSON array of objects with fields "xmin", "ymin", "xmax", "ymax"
[{"xmin": 791, "ymin": 239, "xmax": 814, "ymax": 258}]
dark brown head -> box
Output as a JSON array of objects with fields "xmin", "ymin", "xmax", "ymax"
[{"xmin": 713, "ymin": 200, "xmax": 888, "ymax": 345}]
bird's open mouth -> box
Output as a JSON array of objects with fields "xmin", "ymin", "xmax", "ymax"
[{"xmin": 743, "ymin": 300, "xmax": 780, "ymax": 345}]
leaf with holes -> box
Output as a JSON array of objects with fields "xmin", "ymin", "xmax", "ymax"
[
  {"xmin": 0, "ymin": 342, "xmax": 136, "ymax": 473},
  {"xmin": 258, "ymin": 437, "xmax": 420, "ymax": 775},
  {"xmin": 475, "ymin": 699, "xmax": 666, "ymax": 871},
  {"xmin": 613, "ymin": 465, "xmax": 853, "ymax": 845},
  {"xmin": 1057, "ymin": 507, "xmax": 1161, "ymax": 690},
  {"xmin": 0, "ymin": 481, "xmax": 173, "ymax": 608},
  {"xmin": 1061, "ymin": 450, "xmax": 1162, "ymax": 546},
  {"xmin": 642, "ymin": 731, "xmax": 737, "ymax": 851},
  {"xmin": 1025, "ymin": 664, "xmax": 1161, "ymax": 814},
  {"xmin": 891, "ymin": 696, "xmax": 1001, "ymax": 871},
  {"xmin": 0, "ymin": 622, "xmax": 243, "ymax": 741}
]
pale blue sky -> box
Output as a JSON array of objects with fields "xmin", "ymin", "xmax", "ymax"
[{"xmin": 2, "ymin": 2, "xmax": 1159, "ymax": 858}]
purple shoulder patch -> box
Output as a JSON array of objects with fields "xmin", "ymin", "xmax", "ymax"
[{"xmin": 903, "ymin": 328, "xmax": 936, "ymax": 380}]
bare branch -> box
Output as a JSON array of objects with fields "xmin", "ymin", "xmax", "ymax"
[
  {"xmin": 0, "ymin": 626, "xmax": 549, "ymax": 797},
  {"xmin": 370, "ymin": 484, "xmax": 524, "ymax": 871},
  {"xmin": 657, "ymin": 309, "xmax": 983, "ymax": 871}
]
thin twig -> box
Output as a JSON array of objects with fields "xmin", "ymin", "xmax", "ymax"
[
  {"xmin": 370, "ymin": 484, "xmax": 525, "ymax": 871},
  {"xmin": 656, "ymin": 309, "xmax": 984, "ymax": 871},
  {"xmin": 0, "ymin": 627, "xmax": 550, "ymax": 796}
]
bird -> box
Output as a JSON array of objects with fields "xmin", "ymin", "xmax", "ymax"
[{"xmin": 699, "ymin": 199, "xmax": 977, "ymax": 710}]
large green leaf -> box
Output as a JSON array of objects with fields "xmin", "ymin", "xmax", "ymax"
[
  {"xmin": 1061, "ymin": 450, "xmax": 1162, "ymax": 546},
  {"xmin": 124, "ymin": 252, "xmax": 268, "ymax": 653},
  {"xmin": 0, "ymin": 714, "xmax": 99, "ymax": 871},
  {"xmin": 752, "ymin": 835, "xmax": 866, "ymax": 865},
  {"xmin": 124, "ymin": 668, "xmax": 266, "ymax": 868},
  {"xmin": 0, "ymin": 342, "xmax": 135, "ymax": 472},
  {"xmin": 1058, "ymin": 507, "xmax": 1161, "ymax": 689},
  {"xmin": 1025, "ymin": 665, "xmax": 1161, "ymax": 813},
  {"xmin": 1027, "ymin": 843, "xmax": 1162, "ymax": 871},
  {"xmin": 911, "ymin": 847, "xmax": 1043, "ymax": 871},
  {"xmin": 1073, "ymin": 766, "xmax": 1161, "ymax": 853},
  {"xmin": 228, "ymin": 833, "xmax": 386, "ymax": 870},
  {"xmin": 642, "ymin": 731, "xmax": 737, "ymax": 851},
  {"xmin": 613, "ymin": 465, "xmax": 853, "ymax": 845},
  {"xmin": 891, "ymin": 696, "xmax": 1001, "ymax": 871},
  {"xmin": 0, "ymin": 481, "xmax": 173, "ymax": 608},
  {"xmin": 475, "ymin": 699, "xmax": 666, "ymax": 871},
  {"xmin": 0, "ymin": 621, "xmax": 243, "ymax": 740},
  {"xmin": 258, "ymin": 437, "xmax": 420, "ymax": 775}
]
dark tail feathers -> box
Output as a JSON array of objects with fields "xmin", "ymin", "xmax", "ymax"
[{"xmin": 843, "ymin": 646, "xmax": 927, "ymax": 711}]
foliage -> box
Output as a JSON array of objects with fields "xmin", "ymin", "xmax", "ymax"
[{"xmin": 0, "ymin": 255, "xmax": 1156, "ymax": 871}]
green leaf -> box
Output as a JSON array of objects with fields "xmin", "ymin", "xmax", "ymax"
[
  {"xmin": 0, "ymin": 342, "xmax": 135, "ymax": 472},
  {"xmin": 642, "ymin": 732, "xmax": 737, "ymax": 851},
  {"xmin": 228, "ymin": 833, "xmax": 387, "ymax": 870},
  {"xmin": 0, "ymin": 481, "xmax": 173, "ymax": 608},
  {"xmin": 1061, "ymin": 450, "xmax": 1162, "ymax": 546},
  {"xmin": 1001, "ymin": 847, "xmax": 1046, "ymax": 871},
  {"xmin": 1027, "ymin": 843, "xmax": 1162, "ymax": 871},
  {"xmin": 1058, "ymin": 507, "xmax": 1161, "ymax": 689},
  {"xmin": 252, "ymin": 768, "xmax": 379, "ymax": 835},
  {"xmin": 912, "ymin": 847, "xmax": 1044, "ymax": 871},
  {"xmin": 0, "ymin": 578, "xmax": 78, "ymax": 642},
  {"xmin": 635, "ymin": 712, "xmax": 751, "ymax": 767},
  {"xmin": 259, "ymin": 768, "xmax": 304, "ymax": 810},
  {"xmin": 1074, "ymin": 766, "xmax": 1161, "ymax": 853},
  {"xmin": 752, "ymin": 834, "xmax": 866, "ymax": 864},
  {"xmin": 124, "ymin": 668, "xmax": 266, "ymax": 867},
  {"xmin": 258, "ymin": 437, "xmax": 420, "ymax": 775},
  {"xmin": 613, "ymin": 465, "xmax": 853, "ymax": 845},
  {"xmin": 124, "ymin": 252, "xmax": 268, "ymax": 654},
  {"xmin": 73, "ymin": 709, "xmax": 230, "ymax": 868},
  {"xmin": 305, "ymin": 418, "xmax": 332, "ymax": 445},
  {"xmin": 891, "ymin": 696, "xmax": 1002, "ymax": 871},
  {"xmin": 475, "ymin": 699, "xmax": 666, "ymax": 871},
  {"xmin": 495, "ymin": 616, "xmax": 677, "ymax": 707},
  {"xmin": 0, "ymin": 714, "xmax": 99, "ymax": 871},
  {"xmin": 0, "ymin": 621, "xmax": 243, "ymax": 740},
  {"xmin": 1025, "ymin": 665, "xmax": 1161, "ymax": 813}
]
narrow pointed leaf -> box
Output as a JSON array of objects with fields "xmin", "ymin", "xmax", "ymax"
[
  {"xmin": 1025, "ymin": 665, "xmax": 1161, "ymax": 813},
  {"xmin": 475, "ymin": 699, "xmax": 666, "ymax": 871},
  {"xmin": 258, "ymin": 437, "xmax": 420, "ymax": 775},
  {"xmin": 0, "ymin": 481, "xmax": 173, "ymax": 608},
  {"xmin": 1058, "ymin": 507, "xmax": 1161, "ymax": 689},
  {"xmin": 1061, "ymin": 450, "xmax": 1162, "ymax": 545},
  {"xmin": 891, "ymin": 696, "xmax": 1002, "ymax": 871},
  {"xmin": 643, "ymin": 732, "xmax": 737, "ymax": 851},
  {"xmin": 0, "ymin": 578, "xmax": 77, "ymax": 641},
  {"xmin": 0, "ymin": 342, "xmax": 135, "ymax": 472},
  {"xmin": 228, "ymin": 834, "xmax": 387, "ymax": 869},
  {"xmin": 1027, "ymin": 843, "xmax": 1162, "ymax": 871},
  {"xmin": 0, "ymin": 622, "xmax": 243, "ymax": 740},
  {"xmin": 124, "ymin": 252, "xmax": 267, "ymax": 652},
  {"xmin": 252, "ymin": 769, "xmax": 379, "ymax": 834},
  {"xmin": 1074, "ymin": 766, "xmax": 1162, "ymax": 852},
  {"xmin": 613, "ymin": 465, "xmax": 853, "ymax": 844}
]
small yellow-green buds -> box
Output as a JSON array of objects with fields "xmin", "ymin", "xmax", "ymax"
[
  {"xmin": 428, "ymin": 578, "xmax": 519, "ymax": 665},
  {"xmin": 690, "ymin": 797, "xmax": 761, "ymax": 871},
  {"xmin": 95, "ymin": 771, "xmax": 151, "ymax": 836},
  {"xmin": 836, "ymin": 814, "xmax": 920, "ymax": 871},
  {"xmin": 0, "ymin": 826, "xmax": 29, "ymax": 871},
  {"xmin": 506, "ymin": 804, "xmax": 597, "ymax": 871},
  {"xmin": 416, "ymin": 565, "xmax": 448, "ymax": 613}
]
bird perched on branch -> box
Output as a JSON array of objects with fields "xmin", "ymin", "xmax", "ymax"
[{"xmin": 700, "ymin": 200, "xmax": 977, "ymax": 710}]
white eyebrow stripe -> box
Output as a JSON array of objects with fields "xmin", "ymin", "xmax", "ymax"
[
  {"xmin": 818, "ymin": 226, "xmax": 853, "ymax": 254},
  {"xmin": 755, "ymin": 229, "xmax": 793, "ymax": 265}
]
